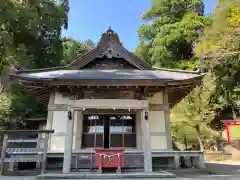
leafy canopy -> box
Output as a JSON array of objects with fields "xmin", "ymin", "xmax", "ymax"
[
  {"xmin": 136, "ymin": 0, "xmax": 209, "ymax": 69},
  {"xmin": 0, "ymin": 0, "xmax": 69, "ymax": 128},
  {"xmin": 195, "ymin": 0, "xmax": 240, "ymax": 119}
]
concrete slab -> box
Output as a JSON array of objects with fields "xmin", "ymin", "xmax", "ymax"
[
  {"xmin": 36, "ymin": 171, "xmax": 177, "ymax": 179},
  {"xmin": 1, "ymin": 174, "xmax": 240, "ymax": 180}
]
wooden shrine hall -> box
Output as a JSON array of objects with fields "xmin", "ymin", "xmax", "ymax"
[{"xmin": 3, "ymin": 28, "xmax": 206, "ymax": 175}]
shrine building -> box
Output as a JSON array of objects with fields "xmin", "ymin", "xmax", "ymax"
[{"xmin": 9, "ymin": 28, "xmax": 205, "ymax": 174}]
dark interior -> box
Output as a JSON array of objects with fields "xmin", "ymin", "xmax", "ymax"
[
  {"xmin": 82, "ymin": 114, "xmax": 136, "ymax": 148},
  {"xmin": 104, "ymin": 116, "xmax": 110, "ymax": 148}
]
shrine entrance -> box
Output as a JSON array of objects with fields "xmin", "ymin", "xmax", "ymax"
[{"xmin": 82, "ymin": 113, "xmax": 136, "ymax": 149}]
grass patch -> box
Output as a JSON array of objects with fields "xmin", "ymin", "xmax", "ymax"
[
  {"xmin": 230, "ymin": 126, "xmax": 240, "ymax": 140},
  {"xmin": 223, "ymin": 126, "xmax": 240, "ymax": 140}
]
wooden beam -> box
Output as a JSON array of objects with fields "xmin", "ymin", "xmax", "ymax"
[{"xmin": 149, "ymin": 104, "xmax": 169, "ymax": 111}]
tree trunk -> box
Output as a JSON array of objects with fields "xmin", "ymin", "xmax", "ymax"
[
  {"xmin": 232, "ymin": 106, "xmax": 236, "ymax": 120},
  {"xmin": 184, "ymin": 134, "xmax": 188, "ymax": 150},
  {"xmin": 0, "ymin": 75, "xmax": 3, "ymax": 93},
  {"xmin": 217, "ymin": 131, "xmax": 224, "ymax": 151},
  {"xmin": 195, "ymin": 125, "xmax": 204, "ymax": 151}
]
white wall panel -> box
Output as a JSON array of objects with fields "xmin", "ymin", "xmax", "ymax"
[
  {"xmin": 50, "ymin": 111, "xmax": 68, "ymax": 152},
  {"xmin": 54, "ymin": 92, "xmax": 69, "ymax": 104},
  {"xmin": 52, "ymin": 111, "xmax": 68, "ymax": 133},
  {"xmin": 50, "ymin": 136, "xmax": 65, "ymax": 152},
  {"xmin": 149, "ymin": 111, "xmax": 165, "ymax": 133},
  {"xmin": 148, "ymin": 92, "xmax": 163, "ymax": 104},
  {"xmin": 150, "ymin": 136, "xmax": 167, "ymax": 150},
  {"xmin": 149, "ymin": 111, "xmax": 167, "ymax": 149}
]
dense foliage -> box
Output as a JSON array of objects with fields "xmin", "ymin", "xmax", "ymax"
[
  {"xmin": 137, "ymin": 0, "xmax": 240, "ymax": 149},
  {"xmin": 196, "ymin": 1, "xmax": 240, "ymax": 120},
  {"xmin": 62, "ymin": 38, "xmax": 95, "ymax": 65},
  {"xmin": 0, "ymin": 0, "xmax": 69, "ymax": 72},
  {"xmin": 135, "ymin": 0, "xmax": 210, "ymax": 69},
  {"xmin": 0, "ymin": 0, "xmax": 94, "ymax": 129}
]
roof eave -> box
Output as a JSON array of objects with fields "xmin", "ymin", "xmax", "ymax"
[{"xmin": 15, "ymin": 66, "xmax": 66, "ymax": 74}]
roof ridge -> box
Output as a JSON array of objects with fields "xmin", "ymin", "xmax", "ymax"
[{"xmin": 152, "ymin": 67, "xmax": 202, "ymax": 74}]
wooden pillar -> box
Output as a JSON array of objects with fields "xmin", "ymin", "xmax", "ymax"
[
  {"xmin": 41, "ymin": 133, "xmax": 50, "ymax": 174},
  {"xmin": 8, "ymin": 162, "xmax": 14, "ymax": 172},
  {"xmin": 36, "ymin": 132, "xmax": 42, "ymax": 169},
  {"xmin": 197, "ymin": 153, "xmax": 205, "ymax": 169},
  {"xmin": 46, "ymin": 91, "xmax": 55, "ymax": 148},
  {"xmin": 62, "ymin": 108, "xmax": 74, "ymax": 173},
  {"xmin": 136, "ymin": 111, "xmax": 142, "ymax": 149},
  {"xmin": 75, "ymin": 111, "xmax": 83, "ymax": 149},
  {"xmin": 141, "ymin": 110, "xmax": 152, "ymax": 172},
  {"xmin": 46, "ymin": 91, "xmax": 55, "ymax": 129},
  {"xmin": 0, "ymin": 134, "xmax": 8, "ymax": 175},
  {"xmin": 163, "ymin": 88, "xmax": 173, "ymax": 149},
  {"xmin": 174, "ymin": 154, "xmax": 180, "ymax": 169}
]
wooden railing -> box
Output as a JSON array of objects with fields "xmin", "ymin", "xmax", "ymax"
[{"xmin": 0, "ymin": 130, "xmax": 54, "ymax": 175}]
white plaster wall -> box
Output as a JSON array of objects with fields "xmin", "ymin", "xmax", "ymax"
[
  {"xmin": 50, "ymin": 136, "xmax": 65, "ymax": 152},
  {"xmin": 149, "ymin": 111, "xmax": 165, "ymax": 132},
  {"xmin": 151, "ymin": 136, "xmax": 167, "ymax": 149},
  {"xmin": 52, "ymin": 111, "xmax": 68, "ymax": 132},
  {"xmin": 49, "ymin": 110, "xmax": 80, "ymax": 152},
  {"xmin": 149, "ymin": 111, "xmax": 167, "ymax": 150},
  {"xmin": 50, "ymin": 111, "xmax": 68, "ymax": 152},
  {"xmin": 148, "ymin": 92, "xmax": 163, "ymax": 104},
  {"xmin": 54, "ymin": 91, "xmax": 69, "ymax": 104}
]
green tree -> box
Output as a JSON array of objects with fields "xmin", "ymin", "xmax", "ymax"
[
  {"xmin": 0, "ymin": 0, "xmax": 69, "ymax": 128},
  {"xmin": 135, "ymin": 0, "xmax": 209, "ymax": 69},
  {"xmin": 195, "ymin": 0, "xmax": 240, "ymax": 121},
  {"xmin": 134, "ymin": 0, "xmax": 217, "ymax": 149},
  {"xmin": 62, "ymin": 38, "xmax": 95, "ymax": 65},
  {"xmin": 0, "ymin": 0, "xmax": 69, "ymax": 71},
  {"xmin": 0, "ymin": 91, "xmax": 13, "ymax": 127},
  {"xmin": 171, "ymin": 75, "xmax": 218, "ymax": 150},
  {"xmin": 173, "ymin": 0, "xmax": 240, "ymax": 149}
]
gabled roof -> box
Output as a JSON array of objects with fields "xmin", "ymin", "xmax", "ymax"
[{"xmin": 66, "ymin": 28, "xmax": 152, "ymax": 70}]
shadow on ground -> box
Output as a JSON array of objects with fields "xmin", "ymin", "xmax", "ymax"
[
  {"xmin": 205, "ymin": 162, "xmax": 240, "ymax": 175},
  {"xmin": 166, "ymin": 162, "xmax": 240, "ymax": 179}
]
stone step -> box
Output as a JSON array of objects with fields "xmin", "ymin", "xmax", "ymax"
[{"xmin": 36, "ymin": 171, "xmax": 177, "ymax": 179}]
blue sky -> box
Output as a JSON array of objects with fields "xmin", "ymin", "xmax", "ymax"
[{"xmin": 62, "ymin": 0, "xmax": 217, "ymax": 51}]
